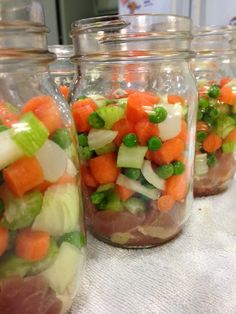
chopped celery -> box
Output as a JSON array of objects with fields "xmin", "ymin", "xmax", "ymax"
[
  {"xmin": 2, "ymin": 191, "xmax": 43, "ymax": 230},
  {"xmin": 58, "ymin": 231, "xmax": 86, "ymax": 249},
  {"xmin": 88, "ymin": 129, "xmax": 118, "ymax": 150},
  {"xmin": 123, "ymin": 197, "xmax": 146, "ymax": 214},
  {"xmin": 215, "ymin": 115, "xmax": 235, "ymax": 139},
  {"xmin": 110, "ymin": 232, "xmax": 133, "ymax": 245},
  {"xmin": 95, "ymin": 142, "xmax": 116, "ymax": 155},
  {"xmin": 116, "ymin": 98, "xmax": 128, "ymax": 107},
  {"xmin": 222, "ymin": 141, "xmax": 236, "ymax": 153},
  {"xmin": 117, "ymin": 144, "xmax": 147, "ymax": 169},
  {"xmin": 97, "ymin": 106, "xmax": 125, "ymax": 129},
  {"xmin": 0, "ymin": 130, "xmax": 24, "ymax": 171},
  {"xmin": 87, "ymin": 94, "xmax": 112, "ymax": 107},
  {"xmin": 141, "ymin": 160, "xmax": 165, "ymax": 190},
  {"xmin": 96, "ymin": 183, "xmax": 115, "ymax": 192},
  {"xmin": 32, "ymin": 183, "xmax": 79, "ymax": 236},
  {"xmin": 11, "ymin": 112, "xmax": 49, "ymax": 156},
  {"xmin": 194, "ymin": 154, "xmax": 209, "ymax": 176},
  {"xmin": 43, "ymin": 242, "xmax": 84, "ymax": 294},
  {"xmin": 116, "ymin": 174, "xmax": 160, "ymax": 200},
  {"xmin": 98, "ymin": 189, "xmax": 122, "ymax": 211}
]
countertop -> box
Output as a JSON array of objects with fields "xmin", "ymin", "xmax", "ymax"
[{"xmin": 71, "ymin": 180, "xmax": 236, "ymax": 314}]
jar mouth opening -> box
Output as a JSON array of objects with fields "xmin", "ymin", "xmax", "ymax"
[
  {"xmin": 0, "ymin": 49, "xmax": 55, "ymax": 64},
  {"xmin": 48, "ymin": 45, "xmax": 74, "ymax": 58},
  {"xmin": 71, "ymin": 14, "xmax": 192, "ymax": 36}
]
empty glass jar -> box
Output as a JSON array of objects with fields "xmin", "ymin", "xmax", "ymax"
[
  {"xmin": 0, "ymin": 1, "xmax": 85, "ymax": 313},
  {"xmin": 192, "ymin": 26, "xmax": 236, "ymax": 196},
  {"xmin": 71, "ymin": 15, "xmax": 197, "ymax": 248}
]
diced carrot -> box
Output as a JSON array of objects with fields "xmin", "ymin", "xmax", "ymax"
[
  {"xmin": 15, "ymin": 228, "xmax": 50, "ymax": 262},
  {"xmin": 112, "ymin": 118, "xmax": 134, "ymax": 146},
  {"xmin": 219, "ymin": 77, "xmax": 231, "ymax": 87},
  {"xmin": 72, "ymin": 99, "xmax": 97, "ymax": 133},
  {"xmin": 203, "ymin": 133, "xmax": 222, "ymax": 153},
  {"xmin": 36, "ymin": 180, "xmax": 52, "ymax": 192},
  {"xmin": 176, "ymin": 120, "xmax": 188, "ymax": 142},
  {"xmin": 219, "ymin": 85, "xmax": 236, "ymax": 105},
  {"xmin": 0, "ymin": 101, "xmax": 20, "ymax": 127},
  {"xmin": 168, "ymin": 95, "xmax": 185, "ymax": 105},
  {"xmin": 147, "ymin": 138, "xmax": 185, "ymax": 165},
  {"xmin": 0, "ymin": 226, "xmax": 8, "ymax": 256},
  {"xmin": 3, "ymin": 157, "xmax": 44, "ymax": 197},
  {"xmin": 165, "ymin": 173, "xmax": 188, "ymax": 201},
  {"xmin": 224, "ymin": 127, "xmax": 236, "ymax": 143},
  {"xmin": 197, "ymin": 121, "xmax": 209, "ymax": 132},
  {"xmin": 156, "ymin": 195, "xmax": 175, "ymax": 212},
  {"xmin": 22, "ymin": 96, "xmax": 63, "ymax": 134},
  {"xmin": 140, "ymin": 92, "xmax": 160, "ymax": 104},
  {"xmin": 134, "ymin": 119, "xmax": 159, "ymax": 145},
  {"xmin": 116, "ymin": 184, "xmax": 134, "ymax": 201},
  {"xmin": 37, "ymin": 173, "xmax": 76, "ymax": 192},
  {"xmin": 80, "ymin": 165, "xmax": 98, "ymax": 188},
  {"xmin": 59, "ymin": 85, "xmax": 69, "ymax": 100},
  {"xmin": 89, "ymin": 152, "xmax": 120, "ymax": 184},
  {"xmin": 126, "ymin": 92, "xmax": 153, "ymax": 123}
]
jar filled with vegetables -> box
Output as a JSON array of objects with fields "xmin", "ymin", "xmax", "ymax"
[
  {"xmin": 49, "ymin": 45, "xmax": 76, "ymax": 100},
  {"xmin": 0, "ymin": 1, "xmax": 85, "ymax": 313},
  {"xmin": 71, "ymin": 15, "xmax": 197, "ymax": 248},
  {"xmin": 192, "ymin": 26, "xmax": 236, "ymax": 196}
]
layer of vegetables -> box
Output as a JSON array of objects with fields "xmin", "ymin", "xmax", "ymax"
[
  {"xmin": 0, "ymin": 96, "xmax": 85, "ymax": 296},
  {"xmin": 195, "ymin": 77, "xmax": 236, "ymax": 179},
  {"xmin": 72, "ymin": 90, "xmax": 189, "ymax": 243}
]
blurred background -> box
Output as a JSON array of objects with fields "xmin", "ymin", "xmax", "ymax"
[{"xmin": 42, "ymin": 0, "xmax": 236, "ymax": 44}]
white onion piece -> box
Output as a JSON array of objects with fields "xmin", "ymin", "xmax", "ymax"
[
  {"xmin": 88, "ymin": 129, "xmax": 118, "ymax": 150},
  {"xmin": 0, "ymin": 130, "xmax": 24, "ymax": 170},
  {"xmin": 157, "ymin": 104, "xmax": 182, "ymax": 141},
  {"xmin": 194, "ymin": 153, "xmax": 209, "ymax": 178},
  {"xmin": 141, "ymin": 160, "xmax": 165, "ymax": 190},
  {"xmin": 116, "ymin": 174, "xmax": 160, "ymax": 200},
  {"xmin": 36, "ymin": 140, "xmax": 67, "ymax": 182},
  {"xmin": 66, "ymin": 159, "xmax": 78, "ymax": 177}
]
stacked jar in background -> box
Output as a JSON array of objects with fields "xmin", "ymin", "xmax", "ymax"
[
  {"xmin": 70, "ymin": 15, "xmax": 197, "ymax": 248},
  {"xmin": 0, "ymin": 1, "xmax": 85, "ymax": 313},
  {"xmin": 192, "ymin": 26, "xmax": 236, "ymax": 196}
]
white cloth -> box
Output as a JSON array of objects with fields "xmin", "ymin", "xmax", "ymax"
[{"xmin": 71, "ymin": 180, "xmax": 236, "ymax": 314}]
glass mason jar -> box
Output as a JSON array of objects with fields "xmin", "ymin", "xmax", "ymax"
[
  {"xmin": 192, "ymin": 26, "xmax": 236, "ymax": 197},
  {"xmin": 0, "ymin": 2, "xmax": 85, "ymax": 313},
  {"xmin": 49, "ymin": 45, "xmax": 76, "ymax": 100},
  {"xmin": 71, "ymin": 15, "xmax": 197, "ymax": 248}
]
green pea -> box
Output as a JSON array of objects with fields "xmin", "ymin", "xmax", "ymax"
[
  {"xmin": 0, "ymin": 125, "xmax": 9, "ymax": 132},
  {"xmin": 197, "ymin": 131, "xmax": 207, "ymax": 142},
  {"xmin": 172, "ymin": 161, "xmax": 185, "ymax": 175},
  {"xmin": 198, "ymin": 97, "xmax": 209, "ymax": 109},
  {"xmin": 148, "ymin": 136, "xmax": 162, "ymax": 151},
  {"xmin": 202, "ymin": 113, "xmax": 214, "ymax": 125},
  {"xmin": 208, "ymin": 107, "xmax": 219, "ymax": 119},
  {"xmin": 124, "ymin": 168, "xmax": 141, "ymax": 180},
  {"xmin": 207, "ymin": 153, "xmax": 217, "ymax": 167},
  {"xmin": 154, "ymin": 107, "xmax": 168, "ymax": 123},
  {"xmin": 156, "ymin": 164, "xmax": 174, "ymax": 179},
  {"xmin": 51, "ymin": 128, "xmax": 72, "ymax": 149},
  {"xmin": 78, "ymin": 95, "xmax": 87, "ymax": 100},
  {"xmin": 123, "ymin": 133, "xmax": 137, "ymax": 147},
  {"xmin": 0, "ymin": 199, "xmax": 4, "ymax": 214},
  {"xmin": 81, "ymin": 146, "xmax": 93, "ymax": 160},
  {"xmin": 58, "ymin": 231, "xmax": 86, "ymax": 249},
  {"xmin": 88, "ymin": 112, "xmax": 105, "ymax": 129},
  {"xmin": 207, "ymin": 84, "xmax": 220, "ymax": 98},
  {"xmin": 91, "ymin": 191, "xmax": 106, "ymax": 204},
  {"xmin": 78, "ymin": 133, "xmax": 88, "ymax": 147},
  {"xmin": 197, "ymin": 110, "xmax": 203, "ymax": 121}
]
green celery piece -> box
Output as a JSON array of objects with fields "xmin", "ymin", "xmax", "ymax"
[
  {"xmin": 95, "ymin": 142, "xmax": 116, "ymax": 155},
  {"xmin": 2, "ymin": 191, "xmax": 43, "ymax": 230},
  {"xmin": 96, "ymin": 183, "xmax": 115, "ymax": 192},
  {"xmin": 215, "ymin": 115, "xmax": 235, "ymax": 139},
  {"xmin": 97, "ymin": 106, "xmax": 125, "ymax": 129},
  {"xmin": 11, "ymin": 112, "xmax": 49, "ymax": 156},
  {"xmin": 123, "ymin": 197, "xmax": 146, "ymax": 214},
  {"xmin": 98, "ymin": 189, "xmax": 122, "ymax": 211},
  {"xmin": 222, "ymin": 141, "xmax": 236, "ymax": 153},
  {"xmin": 117, "ymin": 144, "xmax": 148, "ymax": 169},
  {"xmin": 58, "ymin": 231, "xmax": 86, "ymax": 249}
]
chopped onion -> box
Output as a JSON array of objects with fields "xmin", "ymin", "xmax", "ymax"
[
  {"xmin": 141, "ymin": 160, "xmax": 165, "ymax": 190},
  {"xmin": 194, "ymin": 153, "xmax": 209, "ymax": 177},
  {"xmin": 88, "ymin": 129, "xmax": 118, "ymax": 150}
]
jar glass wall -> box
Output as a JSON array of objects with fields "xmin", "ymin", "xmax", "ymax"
[
  {"xmin": 49, "ymin": 45, "xmax": 76, "ymax": 100},
  {"xmin": 0, "ymin": 3, "xmax": 85, "ymax": 313},
  {"xmin": 192, "ymin": 26, "xmax": 236, "ymax": 197},
  {"xmin": 71, "ymin": 15, "xmax": 197, "ymax": 248}
]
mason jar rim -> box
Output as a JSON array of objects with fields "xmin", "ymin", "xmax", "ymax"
[
  {"xmin": 193, "ymin": 25, "xmax": 236, "ymax": 36},
  {"xmin": 48, "ymin": 45, "xmax": 74, "ymax": 58}
]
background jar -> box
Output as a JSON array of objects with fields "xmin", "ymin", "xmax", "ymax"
[
  {"xmin": 71, "ymin": 14, "xmax": 197, "ymax": 248},
  {"xmin": 0, "ymin": 1, "xmax": 85, "ymax": 313},
  {"xmin": 49, "ymin": 45, "xmax": 76, "ymax": 100},
  {"xmin": 192, "ymin": 26, "xmax": 236, "ymax": 197}
]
